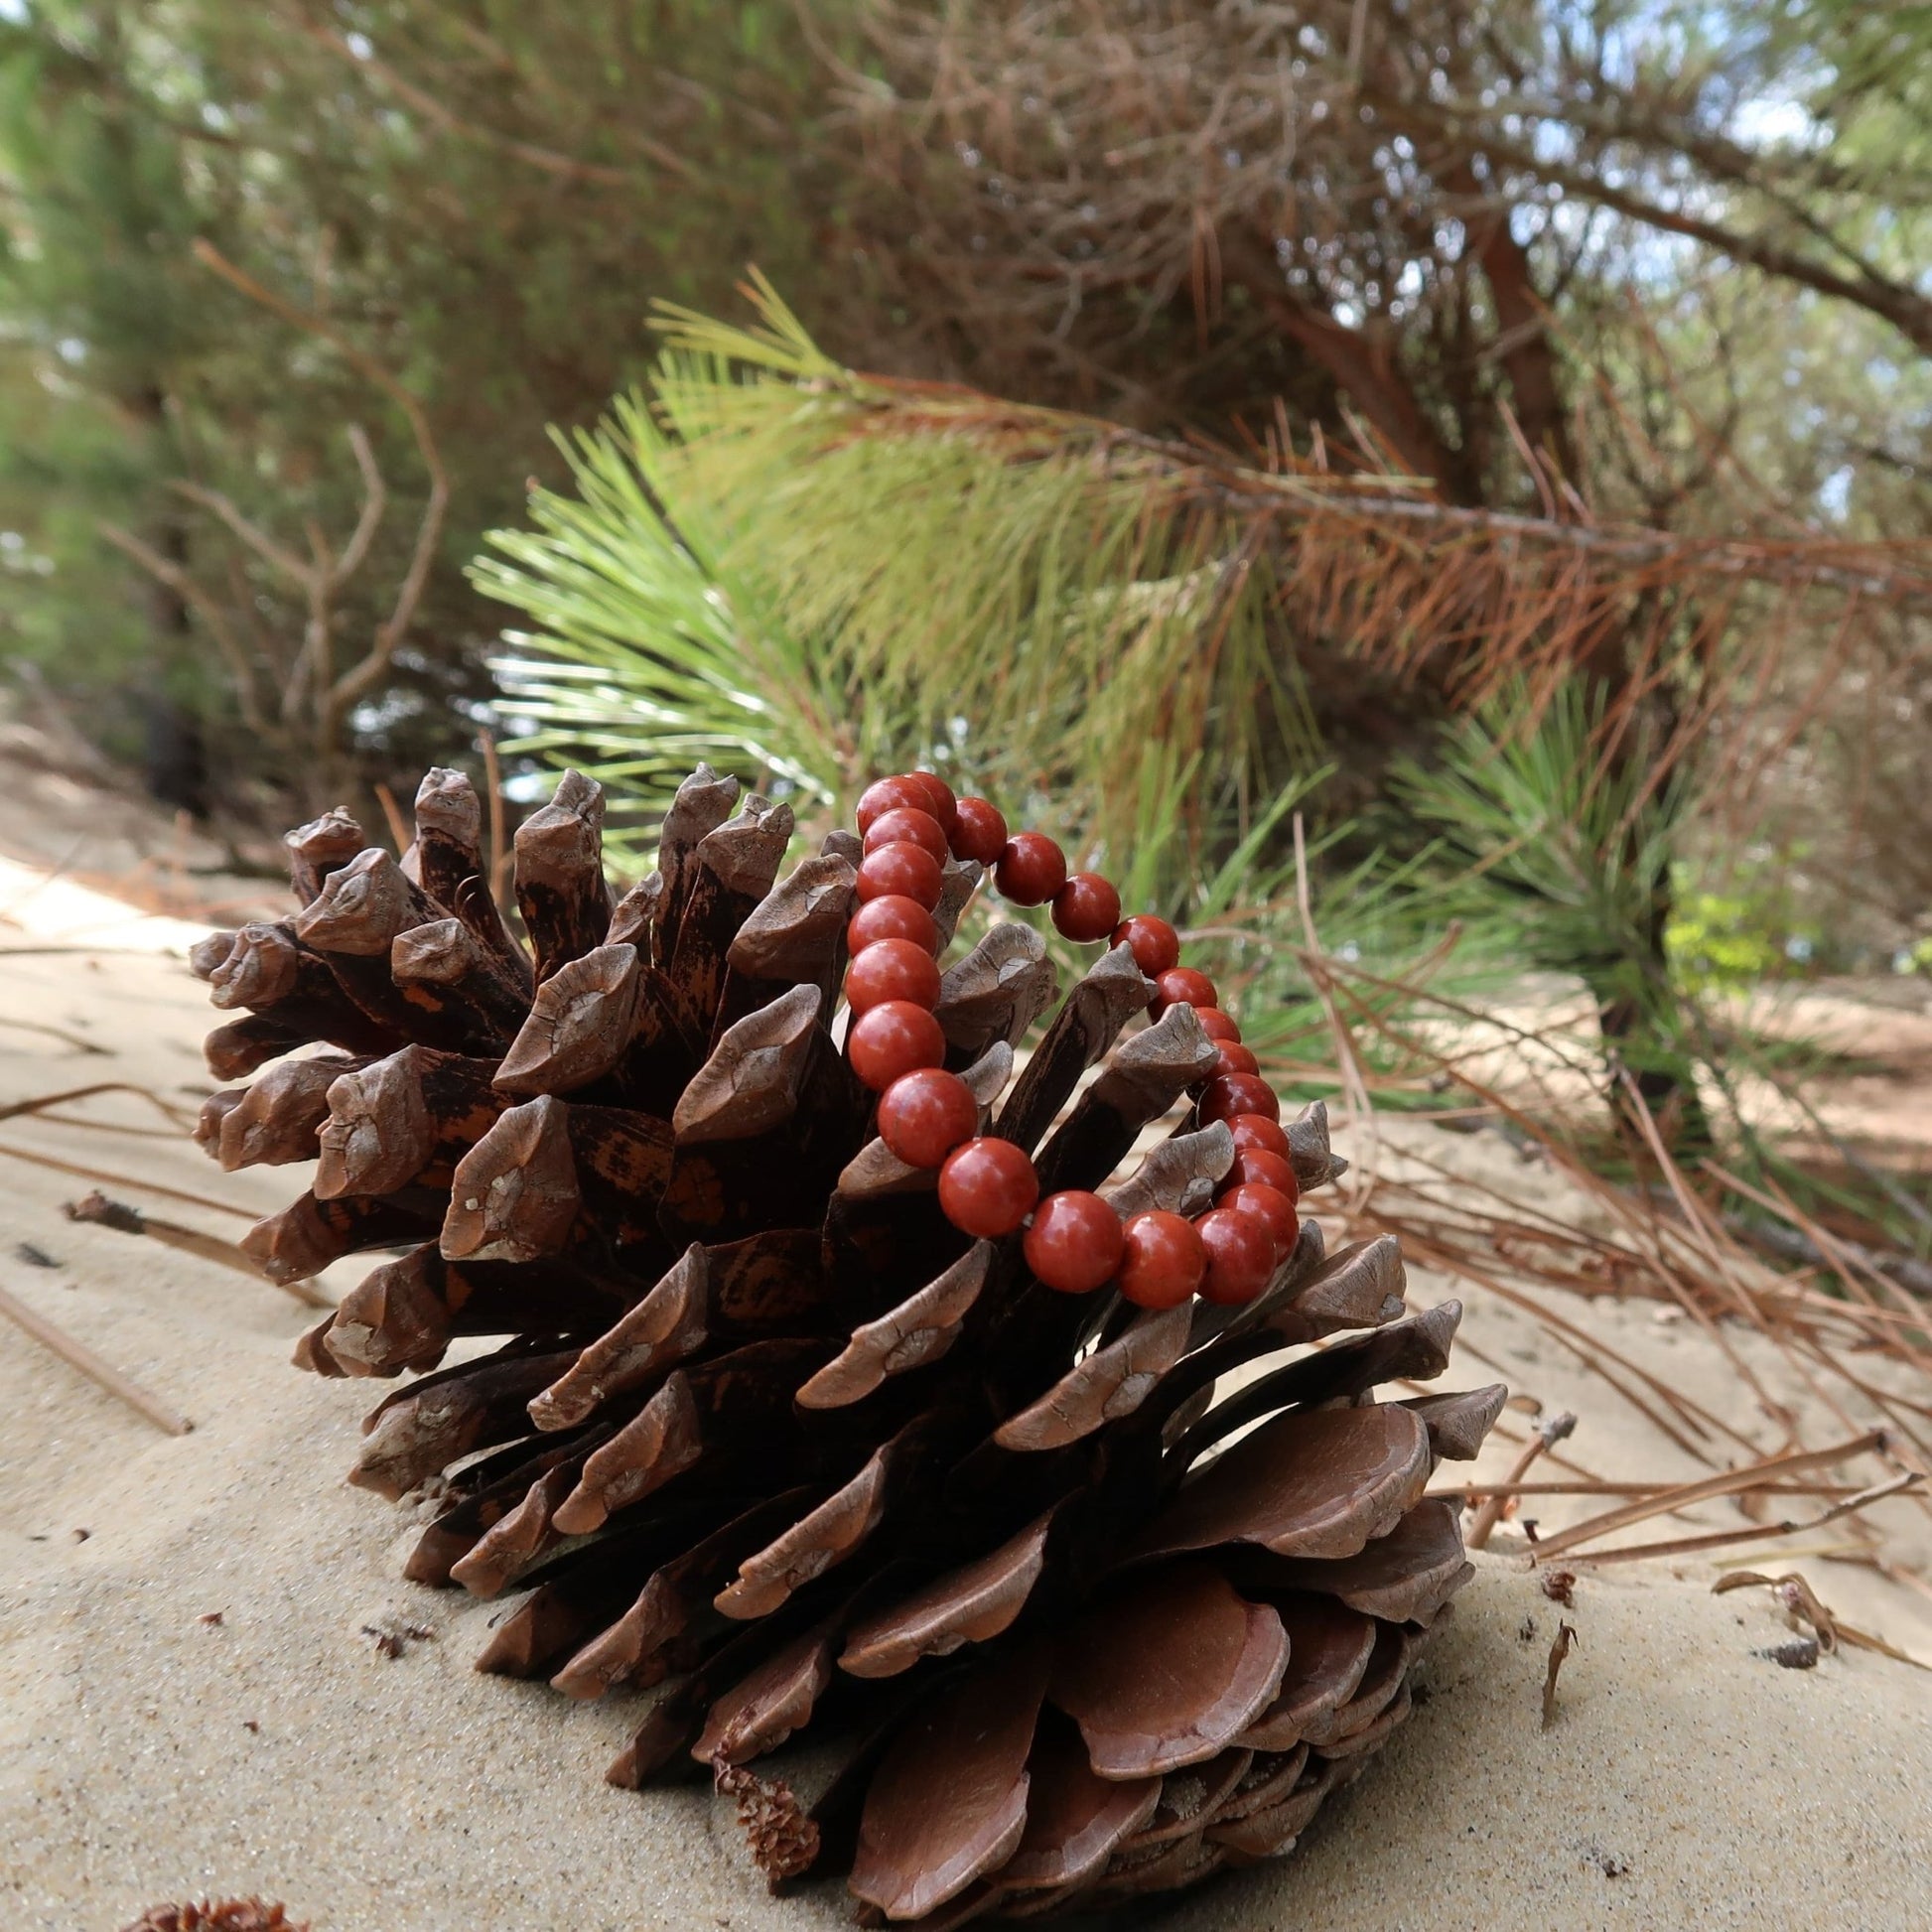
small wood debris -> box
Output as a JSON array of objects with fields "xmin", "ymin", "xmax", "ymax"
[
  {"xmin": 361, "ymin": 1620, "xmax": 435, "ymax": 1660},
  {"xmin": 1542, "ymin": 1620, "xmax": 1579, "ymax": 1729},
  {"xmin": 714, "ymin": 1759, "xmax": 820, "ymax": 1889},
  {"xmin": 198, "ymin": 1610, "xmax": 224, "ymax": 1626},
  {"xmin": 120, "ymin": 1902, "xmax": 308, "ymax": 1932},
  {"xmin": 242, "ymin": 1720, "xmax": 260, "ymax": 1734},
  {"xmin": 13, "ymin": 1241, "xmax": 60, "ymax": 1268},
  {"xmin": 1759, "ymin": 1636, "xmax": 1820, "ymax": 1670},
  {"xmin": 1541, "ymin": 1569, "xmax": 1578, "ymax": 1606}
]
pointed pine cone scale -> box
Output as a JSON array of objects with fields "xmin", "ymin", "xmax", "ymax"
[
  {"xmin": 1128, "ymin": 1403, "xmax": 1432, "ymax": 1567},
  {"xmin": 1249, "ymin": 1499, "xmax": 1473, "ymax": 1626},
  {"xmin": 241, "ymin": 1188, "xmax": 433, "ymax": 1286},
  {"xmin": 994, "ymin": 1717, "xmax": 1161, "ymax": 1892},
  {"xmin": 695, "ymin": 1615, "xmax": 841, "ymax": 1767},
  {"xmin": 1168, "ymin": 1301, "xmax": 1464, "ymax": 1468},
  {"xmin": 314, "ymin": 1046, "xmax": 505, "ymax": 1199},
  {"xmin": 837, "ymin": 1507, "xmax": 1057, "ymax": 1680},
  {"xmin": 285, "ymin": 806, "xmax": 367, "ymax": 904},
  {"xmin": 664, "ymin": 796, "xmax": 795, "ymax": 1039},
  {"xmin": 672, "ymin": 984, "xmax": 823, "ymax": 1144},
  {"xmin": 492, "ymin": 943, "xmax": 642, "ymax": 1096},
  {"xmin": 993, "ymin": 1303, "xmax": 1194, "ymax": 1452},
  {"xmin": 1102, "ymin": 1123, "xmax": 1235, "ymax": 1221},
  {"xmin": 992, "ymin": 943, "xmax": 1151, "ymax": 1155},
  {"xmin": 715, "ymin": 1407, "xmax": 967, "ymax": 1619},
  {"xmin": 654, "ymin": 763, "xmax": 742, "ymax": 965},
  {"xmin": 349, "ymin": 1345, "xmax": 580, "ymax": 1499},
  {"xmin": 440, "ymin": 1095, "xmax": 583, "ymax": 1264},
  {"xmin": 724, "ymin": 850, "xmax": 856, "ymax": 1004},
  {"xmin": 549, "ymin": 1489, "xmax": 818, "ymax": 1701},
  {"xmin": 933, "ymin": 925, "xmax": 1057, "ymax": 1065},
  {"xmin": 513, "ymin": 768, "xmax": 614, "ymax": 984},
  {"xmin": 1049, "ymin": 1562, "xmax": 1288, "ymax": 1779},
  {"xmin": 412, "ymin": 766, "xmax": 529, "ymax": 981},
  {"xmin": 850, "ymin": 1642, "xmax": 1052, "ymax": 1923},
  {"xmin": 797, "ymin": 1241, "xmax": 993, "ymax": 1410},
  {"xmin": 197, "ymin": 1052, "xmax": 362, "ymax": 1170},
  {"xmin": 1033, "ymin": 1002, "xmax": 1218, "ymax": 1196},
  {"xmin": 1402, "ymin": 1382, "xmax": 1510, "ymax": 1460},
  {"xmin": 389, "ymin": 918, "xmax": 530, "ymax": 1046},
  {"xmin": 1232, "ymin": 1594, "xmax": 1379, "ymax": 1750}
]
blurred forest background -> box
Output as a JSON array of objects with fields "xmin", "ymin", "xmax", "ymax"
[{"xmin": 2, "ymin": 1, "xmax": 1930, "ymax": 1237}]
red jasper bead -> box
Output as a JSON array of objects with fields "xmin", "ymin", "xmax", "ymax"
[
  {"xmin": 847, "ymin": 1001, "xmax": 946, "ymax": 1092},
  {"xmin": 1195, "ymin": 1009, "xmax": 1242, "ymax": 1044},
  {"xmin": 848, "ymin": 894, "xmax": 938, "ymax": 956},
  {"xmin": 1153, "ymin": 966, "xmax": 1218, "ymax": 1014},
  {"xmin": 856, "ymin": 842, "xmax": 944, "ymax": 909},
  {"xmin": 863, "ymin": 806, "xmax": 950, "ymax": 864},
  {"xmin": 1212, "ymin": 1041, "xmax": 1260, "ymax": 1079},
  {"xmin": 1112, "ymin": 914, "xmax": 1181, "ymax": 978},
  {"xmin": 1024, "ymin": 1189, "xmax": 1126, "ymax": 1295},
  {"xmin": 1216, "ymin": 1180, "xmax": 1300, "ymax": 1262},
  {"xmin": 846, "ymin": 937, "xmax": 942, "ymax": 1013},
  {"xmin": 909, "ymin": 771, "xmax": 959, "ymax": 835},
  {"xmin": 1195, "ymin": 1206, "xmax": 1276, "ymax": 1306},
  {"xmin": 1052, "ymin": 872, "xmax": 1122, "ymax": 943},
  {"xmin": 878, "ymin": 1068, "xmax": 979, "ymax": 1170},
  {"xmin": 1199, "ymin": 1073, "xmax": 1280, "ymax": 1124},
  {"xmin": 950, "ymin": 796, "xmax": 1009, "ymax": 867},
  {"xmin": 938, "ymin": 1136, "xmax": 1040, "ymax": 1237},
  {"xmin": 857, "ymin": 775, "xmax": 934, "ymax": 834},
  {"xmin": 1115, "ymin": 1209, "xmax": 1208, "ymax": 1310},
  {"xmin": 1228, "ymin": 1146, "xmax": 1299, "ymax": 1200},
  {"xmin": 995, "ymin": 832, "xmax": 1067, "ymax": 906},
  {"xmin": 1229, "ymin": 1113, "xmax": 1293, "ymax": 1160}
]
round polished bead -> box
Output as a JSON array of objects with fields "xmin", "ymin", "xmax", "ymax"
[
  {"xmin": 950, "ymin": 796, "xmax": 1009, "ymax": 867},
  {"xmin": 1195, "ymin": 1008, "xmax": 1242, "ymax": 1044},
  {"xmin": 938, "ymin": 1137, "xmax": 1040, "ymax": 1237},
  {"xmin": 1024, "ymin": 1189, "xmax": 1126, "ymax": 1295},
  {"xmin": 848, "ymin": 894, "xmax": 939, "ymax": 956},
  {"xmin": 1199, "ymin": 1072, "xmax": 1281, "ymax": 1124},
  {"xmin": 909, "ymin": 771, "xmax": 959, "ymax": 835},
  {"xmin": 878, "ymin": 1068, "xmax": 979, "ymax": 1170},
  {"xmin": 1212, "ymin": 1040, "xmax": 1260, "ymax": 1079},
  {"xmin": 846, "ymin": 937, "xmax": 942, "ymax": 1013},
  {"xmin": 1195, "ymin": 1206, "xmax": 1276, "ymax": 1306},
  {"xmin": 1153, "ymin": 966, "xmax": 1218, "ymax": 1014},
  {"xmin": 856, "ymin": 842, "xmax": 944, "ymax": 909},
  {"xmin": 995, "ymin": 832, "xmax": 1067, "ymax": 907},
  {"xmin": 1111, "ymin": 914, "xmax": 1181, "ymax": 979},
  {"xmin": 1051, "ymin": 872, "xmax": 1122, "ymax": 944},
  {"xmin": 847, "ymin": 1000, "xmax": 946, "ymax": 1092},
  {"xmin": 1115, "ymin": 1209, "xmax": 1208, "ymax": 1310},
  {"xmin": 1229, "ymin": 1113, "xmax": 1293, "ymax": 1160},
  {"xmin": 1228, "ymin": 1146, "xmax": 1299, "ymax": 1200},
  {"xmin": 1216, "ymin": 1180, "xmax": 1300, "ymax": 1262},
  {"xmin": 863, "ymin": 806, "xmax": 950, "ymax": 864},
  {"xmin": 857, "ymin": 775, "xmax": 935, "ymax": 834}
]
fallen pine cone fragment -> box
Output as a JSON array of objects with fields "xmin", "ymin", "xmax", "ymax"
[
  {"xmin": 121, "ymin": 1902, "xmax": 308, "ymax": 1932},
  {"xmin": 194, "ymin": 761, "xmax": 1508, "ymax": 1923}
]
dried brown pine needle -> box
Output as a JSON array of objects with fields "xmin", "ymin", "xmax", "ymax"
[{"xmin": 1542, "ymin": 1621, "xmax": 1579, "ymax": 1730}]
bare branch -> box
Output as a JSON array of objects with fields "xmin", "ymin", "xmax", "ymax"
[
  {"xmin": 96, "ymin": 519, "xmax": 270, "ymax": 736},
  {"xmin": 168, "ymin": 480, "xmax": 319, "ymax": 592},
  {"xmin": 332, "ymin": 425, "xmax": 388, "ymax": 589},
  {"xmin": 190, "ymin": 238, "xmax": 451, "ymax": 724}
]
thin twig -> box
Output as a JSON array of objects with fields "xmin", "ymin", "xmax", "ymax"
[{"xmin": 0, "ymin": 1282, "xmax": 192, "ymax": 1435}]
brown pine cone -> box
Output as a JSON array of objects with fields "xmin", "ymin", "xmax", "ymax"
[{"xmin": 195, "ymin": 763, "xmax": 1503, "ymax": 1924}]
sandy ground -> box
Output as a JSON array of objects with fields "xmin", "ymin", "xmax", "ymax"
[{"xmin": 2, "ymin": 872, "xmax": 1930, "ymax": 1929}]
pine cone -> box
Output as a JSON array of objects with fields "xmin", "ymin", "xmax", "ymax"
[{"xmin": 196, "ymin": 763, "xmax": 1503, "ymax": 1925}]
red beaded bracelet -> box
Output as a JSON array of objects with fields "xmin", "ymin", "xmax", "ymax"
[{"xmin": 842, "ymin": 772, "xmax": 1300, "ymax": 1309}]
